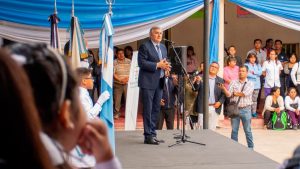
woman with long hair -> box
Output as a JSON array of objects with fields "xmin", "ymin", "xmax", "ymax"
[
  {"xmin": 262, "ymin": 87, "xmax": 285, "ymax": 129},
  {"xmin": 284, "ymin": 53, "xmax": 298, "ymax": 89},
  {"xmin": 0, "ymin": 49, "xmax": 53, "ymax": 169},
  {"xmin": 9, "ymin": 43, "xmax": 121, "ymax": 169}
]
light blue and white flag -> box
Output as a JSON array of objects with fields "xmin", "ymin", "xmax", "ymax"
[{"xmin": 99, "ymin": 13, "xmax": 115, "ymax": 151}]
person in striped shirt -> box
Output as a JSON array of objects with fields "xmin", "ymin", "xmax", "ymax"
[{"xmin": 220, "ymin": 65, "xmax": 255, "ymax": 149}]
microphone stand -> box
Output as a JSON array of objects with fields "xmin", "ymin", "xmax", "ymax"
[{"xmin": 166, "ymin": 41, "xmax": 205, "ymax": 147}]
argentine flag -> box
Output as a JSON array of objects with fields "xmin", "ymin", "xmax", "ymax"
[{"xmin": 99, "ymin": 13, "xmax": 115, "ymax": 151}]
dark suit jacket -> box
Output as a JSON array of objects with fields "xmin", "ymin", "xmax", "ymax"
[
  {"xmin": 138, "ymin": 39, "xmax": 167, "ymax": 89},
  {"xmin": 195, "ymin": 76, "xmax": 225, "ymax": 114},
  {"xmin": 161, "ymin": 77, "xmax": 177, "ymax": 109}
]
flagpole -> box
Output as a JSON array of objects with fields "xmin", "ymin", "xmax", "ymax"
[
  {"xmin": 54, "ymin": 0, "xmax": 57, "ymax": 14},
  {"xmin": 72, "ymin": 0, "xmax": 74, "ymax": 17}
]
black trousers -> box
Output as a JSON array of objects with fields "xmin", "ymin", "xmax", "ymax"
[
  {"xmin": 264, "ymin": 110, "xmax": 274, "ymax": 125},
  {"xmin": 156, "ymin": 108, "xmax": 175, "ymax": 130}
]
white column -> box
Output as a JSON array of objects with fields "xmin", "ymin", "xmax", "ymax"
[{"xmin": 218, "ymin": 0, "xmax": 225, "ymax": 121}]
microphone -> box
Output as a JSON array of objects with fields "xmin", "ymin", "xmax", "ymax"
[{"xmin": 163, "ymin": 38, "xmax": 175, "ymax": 44}]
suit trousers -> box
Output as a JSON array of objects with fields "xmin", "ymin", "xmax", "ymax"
[
  {"xmin": 141, "ymin": 87, "xmax": 163, "ymax": 139},
  {"xmin": 156, "ymin": 108, "xmax": 175, "ymax": 130},
  {"xmin": 113, "ymin": 83, "xmax": 127, "ymax": 115}
]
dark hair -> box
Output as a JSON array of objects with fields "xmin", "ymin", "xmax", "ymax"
[
  {"xmin": 124, "ymin": 46, "xmax": 133, "ymax": 52},
  {"xmin": 211, "ymin": 61, "xmax": 220, "ymax": 66},
  {"xmin": 270, "ymin": 87, "xmax": 280, "ymax": 95},
  {"xmin": 239, "ymin": 65, "xmax": 249, "ymax": 72},
  {"xmin": 76, "ymin": 67, "xmax": 92, "ymax": 81},
  {"xmin": 254, "ymin": 39, "xmax": 262, "ymax": 44},
  {"xmin": 288, "ymin": 87, "xmax": 298, "ymax": 95},
  {"xmin": 9, "ymin": 43, "xmax": 79, "ymax": 132},
  {"xmin": 187, "ymin": 46, "xmax": 195, "ymax": 55},
  {"xmin": 116, "ymin": 48, "xmax": 124, "ymax": 54},
  {"xmin": 266, "ymin": 38, "xmax": 273, "ymax": 44},
  {"xmin": 226, "ymin": 56, "xmax": 237, "ymax": 66},
  {"xmin": 0, "ymin": 49, "xmax": 53, "ymax": 169},
  {"xmin": 227, "ymin": 45, "xmax": 236, "ymax": 51},
  {"xmin": 245, "ymin": 53, "xmax": 258, "ymax": 64},
  {"xmin": 289, "ymin": 53, "xmax": 298, "ymax": 62},
  {"xmin": 64, "ymin": 40, "xmax": 70, "ymax": 56},
  {"xmin": 275, "ymin": 39, "xmax": 283, "ymax": 45}
]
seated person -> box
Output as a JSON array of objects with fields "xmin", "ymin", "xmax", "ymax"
[
  {"xmin": 285, "ymin": 87, "xmax": 300, "ymax": 130},
  {"xmin": 262, "ymin": 87, "xmax": 285, "ymax": 129},
  {"xmin": 0, "ymin": 49, "xmax": 52, "ymax": 169},
  {"xmin": 9, "ymin": 43, "xmax": 122, "ymax": 169}
]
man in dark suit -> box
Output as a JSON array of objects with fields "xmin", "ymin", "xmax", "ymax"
[
  {"xmin": 138, "ymin": 26, "xmax": 171, "ymax": 145},
  {"xmin": 156, "ymin": 70, "xmax": 177, "ymax": 130},
  {"xmin": 195, "ymin": 62, "xmax": 225, "ymax": 130}
]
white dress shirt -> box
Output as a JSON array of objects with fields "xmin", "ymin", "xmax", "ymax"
[
  {"xmin": 40, "ymin": 132, "xmax": 121, "ymax": 169},
  {"xmin": 262, "ymin": 60, "xmax": 283, "ymax": 88}
]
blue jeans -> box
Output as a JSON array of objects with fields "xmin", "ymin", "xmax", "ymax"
[{"xmin": 231, "ymin": 106, "xmax": 254, "ymax": 148}]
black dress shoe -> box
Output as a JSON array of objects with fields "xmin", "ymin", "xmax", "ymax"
[
  {"xmin": 144, "ymin": 137, "xmax": 159, "ymax": 145},
  {"xmin": 153, "ymin": 137, "xmax": 165, "ymax": 143}
]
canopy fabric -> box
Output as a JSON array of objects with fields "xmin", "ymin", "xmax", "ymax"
[
  {"xmin": 0, "ymin": 0, "xmax": 203, "ymax": 29},
  {"xmin": 209, "ymin": 0, "xmax": 219, "ymax": 64},
  {"xmin": 229, "ymin": 0, "xmax": 300, "ymax": 22},
  {"xmin": 0, "ymin": 4, "xmax": 203, "ymax": 47}
]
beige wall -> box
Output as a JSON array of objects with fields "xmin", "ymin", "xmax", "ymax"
[
  {"xmin": 224, "ymin": 1, "xmax": 300, "ymax": 60},
  {"xmin": 169, "ymin": 0, "xmax": 300, "ymax": 63}
]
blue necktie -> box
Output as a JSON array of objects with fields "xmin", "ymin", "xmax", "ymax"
[{"xmin": 156, "ymin": 45, "xmax": 164, "ymax": 78}]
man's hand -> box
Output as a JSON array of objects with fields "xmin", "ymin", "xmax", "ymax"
[
  {"xmin": 157, "ymin": 59, "xmax": 171, "ymax": 71},
  {"xmin": 160, "ymin": 99, "xmax": 165, "ymax": 106},
  {"xmin": 214, "ymin": 102, "xmax": 221, "ymax": 109},
  {"xmin": 194, "ymin": 75, "xmax": 202, "ymax": 83}
]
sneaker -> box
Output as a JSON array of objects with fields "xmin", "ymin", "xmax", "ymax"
[
  {"xmin": 252, "ymin": 112, "xmax": 257, "ymax": 118},
  {"xmin": 293, "ymin": 125, "xmax": 298, "ymax": 130}
]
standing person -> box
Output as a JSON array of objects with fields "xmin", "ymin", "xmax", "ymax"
[
  {"xmin": 262, "ymin": 49, "xmax": 283, "ymax": 96},
  {"xmin": 124, "ymin": 46, "xmax": 133, "ymax": 60},
  {"xmin": 195, "ymin": 62, "xmax": 225, "ymax": 130},
  {"xmin": 156, "ymin": 70, "xmax": 177, "ymax": 130},
  {"xmin": 244, "ymin": 53, "xmax": 262, "ymax": 118},
  {"xmin": 262, "ymin": 87, "xmax": 284, "ymax": 129},
  {"xmin": 0, "ymin": 49, "xmax": 53, "ymax": 169},
  {"xmin": 138, "ymin": 26, "xmax": 171, "ymax": 145},
  {"xmin": 186, "ymin": 46, "xmax": 199, "ymax": 74},
  {"xmin": 263, "ymin": 38, "xmax": 274, "ymax": 58},
  {"xmin": 284, "ymin": 53, "xmax": 298, "ymax": 89},
  {"xmin": 247, "ymin": 39, "xmax": 267, "ymax": 66},
  {"xmin": 221, "ymin": 66, "xmax": 255, "ymax": 149},
  {"xmin": 291, "ymin": 54, "xmax": 300, "ymax": 94},
  {"xmin": 223, "ymin": 57, "xmax": 239, "ymax": 89},
  {"xmin": 275, "ymin": 39, "xmax": 288, "ymax": 97},
  {"xmin": 71, "ymin": 68, "xmax": 110, "ymax": 168},
  {"xmin": 9, "ymin": 43, "xmax": 122, "ymax": 169},
  {"xmin": 225, "ymin": 45, "xmax": 243, "ymax": 67},
  {"xmin": 113, "ymin": 48, "xmax": 131, "ymax": 119},
  {"xmin": 285, "ymin": 87, "xmax": 300, "ymax": 130},
  {"xmin": 89, "ymin": 49, "xmax": 102, "ymax": 102}
]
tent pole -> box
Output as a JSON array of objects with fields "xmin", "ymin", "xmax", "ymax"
[{"xmin": 203, "ymin": 0, "xmax": 210, "ymax": 129}]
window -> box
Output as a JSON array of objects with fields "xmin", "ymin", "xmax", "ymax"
[{"xmin": 283, "ymin": 43, "xmax": 299, "ymax": 56}]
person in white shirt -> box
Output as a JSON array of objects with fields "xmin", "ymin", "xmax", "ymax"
[
  {"xmin": 262, "ymin": 49, "xmax": 283, "ymax": 97},
  {"xmin": 71, "ymin": 67, "xmax": 110, "ymax": 168},
  {"xmin": 10, "ymin": 44, "xmax": 121, "ymax": 169},
  {"xmin": 285, "ymin": 87, "xmax": 300, "ymax": 130},
  {"xmin": 290, "ymin": 53, "xmax": 300, "ymax": 94}
]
